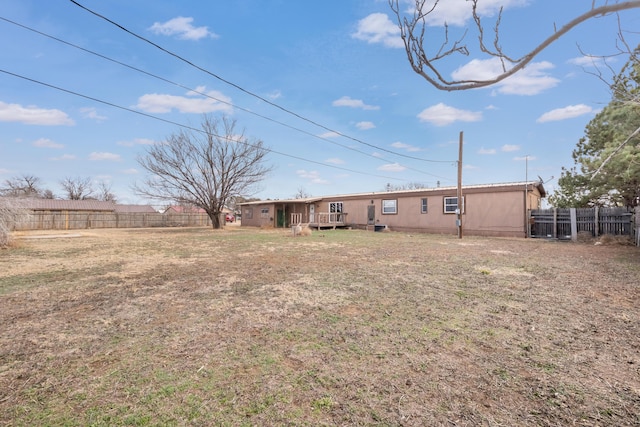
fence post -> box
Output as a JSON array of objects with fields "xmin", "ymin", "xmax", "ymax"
[
  {"xmin": 635, "ymin": 206, "xmax": 640, "ymax": 246},
  {"xmin": 570, "ymin": 208, "xmax": 577, "ymax": 242},
  {"xmin": 553, "ymin": 208, "xmax": 557, "ymax": 239},
  {"xmin": 594, "ymin": 206, "xmax": 599, "ymax": 237}
]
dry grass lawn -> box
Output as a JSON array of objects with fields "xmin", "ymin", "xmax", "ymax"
[{"xmin": 1, "ymin": 227, "xmax": 639, "ymax": 426}]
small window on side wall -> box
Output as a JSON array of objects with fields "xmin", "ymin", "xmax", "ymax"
[
  {"xmin": 443, "ymin": 196, "xmax": 464, "ymax": 214},
  {"xmin": 382, "ymin": 199, "xmax": 397, "ymax": 215},
  {"xmin": 421, "ymin": 198, "xmax": 428, "ymax": 214}
]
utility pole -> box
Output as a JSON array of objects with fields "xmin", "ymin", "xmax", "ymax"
[{"xmin": 457, "ymin": 131, "xmax": 463, "ymax": 239}]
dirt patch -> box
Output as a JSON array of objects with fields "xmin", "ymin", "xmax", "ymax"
[{"xmin": 1, "ymin": 227, "xmax": 639, "ymax": 426}]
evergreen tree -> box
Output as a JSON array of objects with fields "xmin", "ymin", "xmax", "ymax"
[{"xmin": 550, "ymin": 48, "xmax": 640, "ymax": 208}]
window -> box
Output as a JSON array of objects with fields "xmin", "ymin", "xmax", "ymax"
[
  {"xmin": 329, "ymin": 202, "xmax": 343, "ymax": 213},
  {"xmin": 382, "ymin": 199, "xmax": 397, "ymax": 215},
  {"xmin": 244, "ymin": 208, "xmax": 253, "ymax": 220},
  {"xmin": 421, "ymin": 198, "xmax": 428, "ymax": 214},
  {"xmin": 261, "ymin": 207, "xmax": 269, "ymax": 218},
  {"xmin": 443, "ymin": 196, "xmax": 464, "ymax": 214}
]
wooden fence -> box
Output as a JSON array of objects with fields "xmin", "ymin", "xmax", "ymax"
[
  {"xmin": 13, "ymin": 211, "xmax": 213, "ymax": 231},
  {"xmin": 529, "ymin": 207, "xmax": 636, "ymax": 244}
]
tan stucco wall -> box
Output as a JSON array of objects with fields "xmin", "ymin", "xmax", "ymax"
[
  {"xmin": 318, "ymin": 186, "xmax": 540, "ymax": 237},
  {"xmin": 240, "ymin": 203, "xmax": 275, "ymax": 228},
  {"xmin": 240, "ymin": 184, "xmax": 543, "ymax": 237}
]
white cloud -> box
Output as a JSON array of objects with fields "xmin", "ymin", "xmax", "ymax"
[
  {"xmin": 352, "ymin": 13, "xmax": 404, "ymax": 48},
  {"xmin": 33, "ymin": 138, "xmax": 64, "ymax": 149},
  {"xmin": 514, "ymin": 155, "xmax": 536, "ymax": 161},
  {"xmin": 502, "ymin": 144, "xmax": 520, "ymax": 152},
  {"xmin": 377, "ymin": 162, "xmax": 406, "ymax": 172},
  {"xmin": 80, "ymin": 107, "xmax": 107, "ymax": 121},
  {"xmin": 318, "ymin": 131, "xmax": 340, "ymax": 139},
  {"xmin": 478, "ymin": 147, "xmax": 496, "ymax": 155},
  {"xmin": 89, "ymin": 152, "xmax": 121, "ymax": 161},
  {"xmin": 390, "ymin": 141, "xmax": 421, "ymax": 152},
  {"xmin": 135, "ymin": 88, "xmax": 233, "ymax": 114},
  {"xmin": 149, "ymin": 17, "xmax": 217, "ymax": 41},
  {"xmin": 267, "ymin": 90, "xmax": 282, "ymax": 100},
  {"xmin": 326, "ymin": 158, "xmax": 345, "ymax": 165},
  {"xmin": 536, "ymin": 104, "xmax": 593, "ymax": 123},
  {"xmin": 121, "ymin": 168, "xmax": 139, "ymax": 175},
  {"xmin": 0, "ymin": 101, "xmax": 74, "ymax": 126},
  {"xmin": 296, "ymin": 169, "xmax": 329, "ymax": 184},
  {"xmin": 356, "ymin": 121, "xmax": 376, "ymax": 130},
  {"xmin": 568, "ymin": 55, "xmax": 615, "ymax": 68},
  {"xmin": 452, "ymin": 58, "xmax": 559, "ymax": 95},
  {"xmin": 419, "ymin": 0, "xmax": 529, "ymax": 27},
  {"xmin": 417, "ymin": 103, "xmax": 482, "ymax": 126},
  {"xmin": 50, "ymin": 154, "xmax": 76, "ymax": 161},
  {"xmin": 332, "ymin": 96, "xmax": 379, "ymax": 110}
]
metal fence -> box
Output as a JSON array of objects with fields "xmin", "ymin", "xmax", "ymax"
[
  {"xmin": 13, "ymin": 211, "xmax": 213, "ymax": 231},
  {"xmin": 529, "ymin": 207, "xmax": 636, "ymax": 243}
]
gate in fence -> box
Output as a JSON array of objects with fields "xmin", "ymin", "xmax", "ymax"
[{"xmin": 529, "ymin": 207, "xmax": 636, "ymax": 243}]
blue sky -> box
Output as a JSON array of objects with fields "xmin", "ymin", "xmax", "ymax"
[{"xmin": 2, "ymin": 0, "xmax": 640, "ymax": 205}]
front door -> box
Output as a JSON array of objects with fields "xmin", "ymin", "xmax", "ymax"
[
  {"xmin": 367, "ymin": 205, "xmax": 375, "ymax": 225},
  {"xmin": 309, "ymin": 204, "xmax": 315, "ymax": 223},
  {"xmin": 277, "ymin": 208, "xmax": 285, "ymax": 227}
]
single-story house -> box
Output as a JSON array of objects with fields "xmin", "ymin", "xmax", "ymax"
[{"xmin": 239, "ymin": 181, "xmax": 546, "ymax": 238}]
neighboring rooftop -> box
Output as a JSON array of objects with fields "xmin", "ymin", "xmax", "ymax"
[
  {"xmin": 239, "ymin": 181, "xmax": 546, "ymax": 205},
  {"xmin": 2, "ymin": 198, "xmax": 157, "ymax": 212}
]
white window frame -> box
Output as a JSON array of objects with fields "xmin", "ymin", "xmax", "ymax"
[
  {"xmin": 421, "ymin": 198, "xmax": 428, "ymax": 214},
  {"xmin": 382, "ymin": 199, "xmax": 397, "ymax": 215},
  {"xmin": 443, "ymin": 196, "xmax": 464, "ymax": 214},
  {"xmin": 260, "ymin": 207, "xmax": 270, "ymax": 218},
  {"xmin": 328, "ymin": 202, "xmax": 343, "ymax": 213}
]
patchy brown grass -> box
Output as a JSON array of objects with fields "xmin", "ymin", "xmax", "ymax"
[{"xmin": 1, "ymin": 227, "xmax": 639, "ymax": 426}]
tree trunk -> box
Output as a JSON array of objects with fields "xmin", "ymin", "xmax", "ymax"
[{"xmin": 209, "ymin": 211, "xmax": 222, "ymax": 229}]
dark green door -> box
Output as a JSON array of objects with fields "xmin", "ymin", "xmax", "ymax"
[{"xmin": 277, "ymin": 208, "xmax": 285, "ymax": 227}]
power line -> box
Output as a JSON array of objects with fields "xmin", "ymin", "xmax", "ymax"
[
  {"xmin": 0, "ymin": 68, "xmax": 433, "ymax": 184},
  {"xmin": 68, "ymin": 0, "xmax": 455, "ymax": 165},
  {"xmin": 0, "ymin": 15, "xmax": 451, "ymax": 182}
]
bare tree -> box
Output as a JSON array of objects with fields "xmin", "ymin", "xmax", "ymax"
[
  {"xmin": 0, "ymin": 174, "xmax": 48, "ymax": 198},
  {"xmin": 0, "ymin": 198, "xmax": 31, "ymax": 247},
  {"xmin": 389, "ymin": 0, "xmax": 640, "ymax": 91},
  {"xmin": 96, "ymin": 181, "xmax": 118, "ymax": 203},
  {"xmin": 294, "ymin": 187, "xmax": 312, "ymax": 199},
  {"xmin": 60, "ymin": 177, "xmax": 95, "ymax": 200},
  {"xmin": 134, "ymin": 115, "xmax": 272, "ymax": 229}
]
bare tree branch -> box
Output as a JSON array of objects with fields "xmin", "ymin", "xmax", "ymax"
[
  {"xmin": 0, "ymin": 174, "xmax": 47, "ymax": 198},
  {"xmin": 60, "ymin": 177, "xmax": 95, "ymax": 200},
  {"xmin": 134, "ymin": 114, "xmax": 272, "ymax": 229},
  {"xmin": 0, "ymin": 197, "xmax": 31, "ymax": 247},
  {"xmin": 390, "ymin": 0, "xmax": 640, "ymax": 91}
]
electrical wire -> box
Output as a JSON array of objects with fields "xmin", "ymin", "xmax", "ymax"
[
  {"xmin": 0, "ymin": 15, "xmax": 452, "ymax": 182},
  {"xmin": 68, "ymin": 0, "xmax": 455, "ymax": 165},
  {"xmin": 0, "ymin": 68, "xmax": 431, "ymax": 184}
]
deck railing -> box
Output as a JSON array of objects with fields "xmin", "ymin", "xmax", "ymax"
[
  {"xmin": 291, "ymin": 212, "xmax": 303, "ymax": 225},
  {"xmin": 315, "ymin": 212, "xmax": 347, "ymax": 224},
  {"xmin": 289, "ymin": 212, "xmax": 348, "ymax": 229}
]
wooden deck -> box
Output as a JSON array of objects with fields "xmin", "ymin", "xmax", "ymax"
[{"xmin": 291, "ymin": 212, "xmax": 348, "ymax": 230}]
